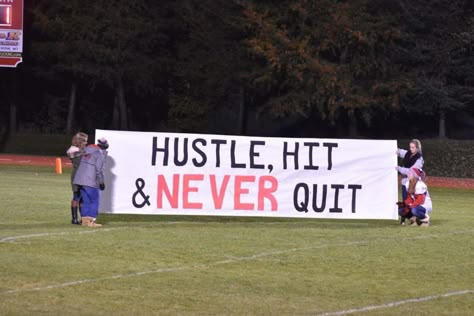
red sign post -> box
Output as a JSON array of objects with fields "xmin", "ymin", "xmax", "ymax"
[{"xmin": 0, "ymin": 0, "xmax": 23, "ymax": 67}]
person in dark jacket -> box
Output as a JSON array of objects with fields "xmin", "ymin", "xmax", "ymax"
[
  {"xmin": 396, "ymin": 139, "xmax": 425, "ymax": 200},
  {"xmin": 73, "ymin": 138, "xmax": 109, "ymax": 227},
  {"xmin": 66, "ymin": 132, "xmax": 88, "ymax": 225}
]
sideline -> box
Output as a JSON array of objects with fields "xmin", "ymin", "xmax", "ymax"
[
  {"xmin": 2, "ymin": 222, "xmax": 473, "ymax": 244},
  {"xmin": 1, "ymin": 229, "xmax": 473, "ymax": 295},
  {"xmin": 316, "ymin": 290, "xmax": 474, "ymax": 315},
  {"xmin": 0, "ymin": 220, "xmax": 323, "ymax": 243},
  {"xmin": 0, "ymin": 222, "xmax": 214, "ymax": 243},
  {"xmin": 0, "ymin": 228, "xmax": 122, "ymax": 243}
]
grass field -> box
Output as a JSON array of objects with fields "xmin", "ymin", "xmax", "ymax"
[{"xmin": 0, "ymin": 165, "xmax": 473, "ymax": 315}]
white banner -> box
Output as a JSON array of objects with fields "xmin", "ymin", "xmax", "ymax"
[{"xmin": 96, "ymin": 129, "xmax": 398, "ymax": 220}]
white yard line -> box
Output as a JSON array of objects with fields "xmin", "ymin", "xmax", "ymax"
[
  {"xmin": 0, "ymin": 222, "xmax": 211, "ymax": 243},
  {"xmin": 316, "ymin": 290, "xmax": 474, "ymax": 315},
  {"xmin": 0, "ymin": 228, "xmax": 123, "ymax": 243},
  {"xmin": 1, "ymin": 230, "xmax": 473, "ymax": 296},
  {"xmin": 2, "ymin": 266, "xmax": 193, "ymax": 295},
  {"xmin": 0, "ymin": 239, "xmax": 371, "ymax": 295},
  {"xmin": 1, "ymin": 225, "xmax": 472, "ymax": 244}
]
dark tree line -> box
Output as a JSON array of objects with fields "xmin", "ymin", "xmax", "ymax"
[{"xmin": 0, "ymin": 0, "xmax": 473, "ymax": 139}]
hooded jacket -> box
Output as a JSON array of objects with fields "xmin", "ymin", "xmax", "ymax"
[{"xmin": 73, "ymin": 145, "xmax": 106, "ymax": 188}]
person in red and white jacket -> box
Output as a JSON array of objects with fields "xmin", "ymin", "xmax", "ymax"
[{"xmin": 397, "ymin": 168, "xmax": 432, "ymax": 227}]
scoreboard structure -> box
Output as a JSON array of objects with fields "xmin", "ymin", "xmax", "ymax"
[{"xmin": 0, "ymin": 0, "xmax": 23, "ymax": 67}]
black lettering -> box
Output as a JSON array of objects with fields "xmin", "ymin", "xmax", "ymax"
[
  {"xmin": 323, "ymin": 142, "xmax": 338, "ymax": 170},
  {"xmin": 151, "ymin": 137, "xmax": 169, "ymax": 166},
  {"xmin": 329, "ymin": 184, "xmax": 344, "ymax": 213},
  {"xmin": 192, "ymin": 138, "xmax": 207, "ymax": 167},
  {"xmin": 348, "ymin": 184, "xmax": 362, "ymax": 213},
  {"xmin": 311, "ymin": 184, "xmax": 327, "ymax": 212},
  {"xmin": 249, "ymin": 140, "xmax": 265, "ymax": 169},
  {"xmin": 173, "ymin": 138, "xmax": 188, "ymax": 166},
  {"xmin": 211, "ymin": 139, "xmax": 227, "ymax": 168},
  {"xmin": 231, "ymin": 140, "xmax": 246, "ymax": 168},
  {"xmin": 283, "ymin": 142, "xmax": 299, "ymax": 170},
  {"xmin": 293, "ymin": 183, "xmax": 309, "ymax": 212},
  {"xmin": 304, "ymin": 142, "xmax": 320, "ymax": 170}
]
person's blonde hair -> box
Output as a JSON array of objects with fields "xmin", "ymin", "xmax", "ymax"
[
  {"xmin": 410, "ymin": 139, "xmax": 422, "ymax": 154},
  {"xmin": 71, "ymin": 132, "xmax": 88, "ymax": 149}
]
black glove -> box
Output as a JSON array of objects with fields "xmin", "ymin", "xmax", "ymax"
[
  {"xmin": 396, "ymin": 201, "xmax": 406, "ymax": 208},
  {"xmin": 99, "ymin": 183, "xmax": 105, "ymax": 191}
]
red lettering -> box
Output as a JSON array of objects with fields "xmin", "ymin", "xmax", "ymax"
[
  {"xmin": 157, "ymin": 174, "xmax": 179, "ymax": 208},
  {"xmin": 183, "ymin": 174, "xmax": 204, "ymax": 209},
  {"xmin": 258, "ymin": 176, "xmax": 278, "ymax": 211},
  {"xmin": 156, "ymin": 174, "xmax": 279, "ymax": 212},
  {"xmin": 210, "ymin": 175, "xmax": 230, "ymax": 209},
  {"xmin": 234, "ymin": 175, "xmax": 255, "ymax": 210}
]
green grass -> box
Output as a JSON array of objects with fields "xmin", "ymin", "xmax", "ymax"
[{"xmin": 0, "ymin": 165, "xmax": 473, "ymax": 315}]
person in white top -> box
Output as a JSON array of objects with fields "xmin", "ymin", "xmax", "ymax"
[{"xmin": 397, "ymin": 168, "xmax": 432, "ymax": 227}]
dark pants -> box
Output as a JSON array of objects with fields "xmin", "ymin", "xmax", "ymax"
[
  {"xmin": 398, "ymin": 207, "xmax": 412, "ymax": 218},
  {"xmin": 401, "ymin": 185, "xmax": 407, "ymax": 201},
  {"xmin": 398, "ymin": 206, "xmax": 426, "ymax": 219},
  {"xmin": 72, "ymin": 191, "xmax": 81, "ymax": 202},
  {"xmin": 411, "ymin": 206, "xmax": 427, "ymax": 219},
  {"xmin": 80, "ymin": 186, "xmax": 100, "ymax": 218}
]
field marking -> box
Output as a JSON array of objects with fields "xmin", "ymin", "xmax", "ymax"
[
  {"xmin": 0, "ymin": 239, "xmax": 371, "ymax": 295},
  {"xmin": 1, "ymin": 230, "xmax": 473, "ymax": 296},
  {"xmin": 316, "ymin": 289, "xmax": 474, "ymax": 315},
  {"xmin": 1, "ymin": 266, "xmax": 193, "ymax": 295},
  {"xmin": 1, "ymin": 224, "xmax": 473, "ymax": 244},
  {"xmin": 0, "ymin": 222, "xmax": 216, "ymax": 243},
  {"xmin": 0, "ymin": 228, "xmax": 124, "ymax": 243},
  {"xmin": 0, "ymin": 220, "xmax": 299, "ymax": 243}
]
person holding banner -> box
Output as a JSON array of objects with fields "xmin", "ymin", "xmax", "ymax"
[
  {"xmin": 73, "ymin": 138, "xmax": 109, "ymax": 227},
  {"xmin": 66, "ymin": 132, "xmax": 88, "ymax": 225},
  {"xmin": 396, "ymin": 139, "xmax": 425, "ymax": 201},
  {"xmin": 397, "ymin": 168, "xmax": 432, "ymax": 227}
]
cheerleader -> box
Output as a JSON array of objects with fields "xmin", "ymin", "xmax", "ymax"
[
  {"xmin": 396, "ymin": 139, "xmax": 425, "ymax": 200},
  {"xmin": 398, "ymin": 168, "xmax": 432, "ymax": 227},
  {"xmin": 66, "ymin": 132, "xmax": 88, "ymax": 224}
]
